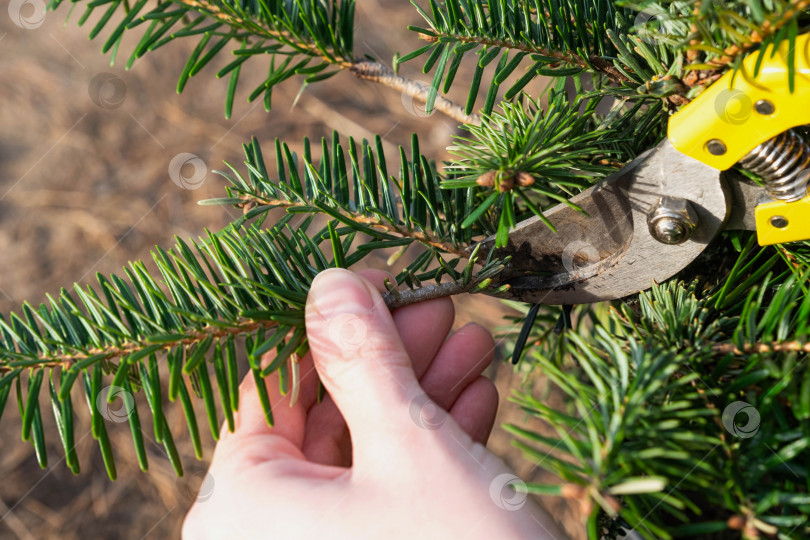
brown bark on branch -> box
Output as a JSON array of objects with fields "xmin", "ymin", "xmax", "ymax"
[
  {"xmin": 712, "ymin": 341, "xmax": 810, "ymax": 355},
  {"xmin": 174, "ymin": 0, "xmax": 476, "ymax": 124},
  {"xmin": 418, "ymin": 33, "xmax": 633, "ymax": 85},
  {"xmin": 0, "ymin": 320, "xmax": 272, "ymax": 372},
  {"xmin": 381, "ymin": 274, "xmax": 499, "ymax": 310},
  {"xmin": 382, "ymin": 281, "xmax": 468, "ymax": 310},
  {"xmin": 350, "ymin": 61, "xmax": 481, "ymax": 125},
  {"xmin": 238, "ymin": 195, "xmax": 468, "ymax": 257}
]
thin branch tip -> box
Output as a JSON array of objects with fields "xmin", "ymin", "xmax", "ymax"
[{"xmin": 350, "ymin": 60, "xmax": 481, "ymax": 125}]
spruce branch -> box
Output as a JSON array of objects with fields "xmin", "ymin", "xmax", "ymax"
[
  {"xmin": 172, "ymin": 0, "xmax": 476, "ymax": 122},
  {"xmin": 702, "ymin": 0, "xmax": 810, "ymax": 68},
  {"xmin": 56, "ymin": 0, "xmax": 475, "ymax": 122},
  {"xmin": 173, "ymin": 0, "xmax": 354, "ymax": 67},
  {"xmin": 503, "ymin": 254, "xmax": 810, "ymax": 538},
  {"xmin": 0, "ymin": 126, "xmax": 526, "ymax": 476},
  {"xmin": 227, "ymin": 194, "xmax": 466, "ymax": 257},
  {"xmin": 415, "ymin": 32, "xmax": 633, "ymax": 85},
  {"xmin": 0, "ymin": 319, "xmax": 270, "ymax": 373},
  {"xmin": 0, "ymin": 198, "xmax": 511, "ymax": 475},
  {"xmin": 0, "ymin": 219, "xmax": 339, "ymax": 475},
  {"xmin": 442, "ymin": 91, "xmax": 641, "ymax": 246},
  {"xmin": 399, "ymin": 0, "xmax": 668, "ymax": 114},
  {"xmin": 207, "ymin": 134, "xmax": 483, "ymax": 255},
  {"xmin": 403, "ymin": 0, "xmax": 810, "ymax": 114}
]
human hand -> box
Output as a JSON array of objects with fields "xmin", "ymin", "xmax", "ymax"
[{"xmin": 183, "ymin": 268, "xmax": 565, "ymax": 539}]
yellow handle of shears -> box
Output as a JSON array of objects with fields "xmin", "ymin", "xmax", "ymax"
[{"xmin": 668, "ymin": 33, "xmax": 810, "ymax": 245}]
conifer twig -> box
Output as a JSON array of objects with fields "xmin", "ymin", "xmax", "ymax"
[
  {"xmin": 382, "ymin": 281, "xmax": 467, "ymax": 310},
  {"xmin": 704, "ymin": 0, "xmax": 810, "ymax": 67},
  {"xmin": 418, "ymin": 33, "xmax": 633, "ymax": 85},
  {"xmin": 381, "ymin": 275, "xmax": 500, "ymax": 310},
  {"xmin": 0, "ymin": 320, "xmax": 274, "ymax": 372},
  {"xmin": 173, "ymin": 0, "xmax": 477, "ymax": 124},
  {"xmin": 349, "ymin": 61, "xmax": 481, "ymax": 125},
  {"xmin": 172, "ymin": 0, "xmax": 626, "ymax": 122},
  {"xmin": 712, "ymin": 340, "xmax": 810, "ymax": 355},
  {"xmin": 0, "ymin": 280, "xmax": 495, "ymax": 373},
  {"xmin": 238, "ymin": 196, "xmax": 468, "ymax": 257}
]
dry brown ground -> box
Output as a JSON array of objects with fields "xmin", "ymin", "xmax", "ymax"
[{"xmin": 0, "ymin": 2, "xmax": 584, "ymax": 538}]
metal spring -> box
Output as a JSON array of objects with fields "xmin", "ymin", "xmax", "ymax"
[{"xmin": 739, "ymin": 129, "xmax": 810, "ymax": 202}]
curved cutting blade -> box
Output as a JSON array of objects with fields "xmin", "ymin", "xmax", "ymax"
[{"xmin": 480, "ymin": 139, "xmax": 730, "ymax": 304}]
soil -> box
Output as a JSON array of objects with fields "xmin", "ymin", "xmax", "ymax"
[{"xmin": 0, "ymin": 2, "xmax": 583, "ymax": 538}]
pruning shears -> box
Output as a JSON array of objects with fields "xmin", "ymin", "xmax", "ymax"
[{"xmin": 480, "ymin": 33, "xmax": 810, "ymax": 305}]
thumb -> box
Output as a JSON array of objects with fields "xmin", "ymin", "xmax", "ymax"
[{"xmin": 305, "ymin": 268, "xmax": 421, "ymax": 450}]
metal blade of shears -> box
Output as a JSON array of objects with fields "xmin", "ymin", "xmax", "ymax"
[{"xmin": 477, "ymin": 139, "xmax": 735, "ymax": 304}]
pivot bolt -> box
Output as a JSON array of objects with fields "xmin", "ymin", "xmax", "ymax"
[{"xmin": 647, "ymin": 196, "xmax": 699, "ymax": 245}]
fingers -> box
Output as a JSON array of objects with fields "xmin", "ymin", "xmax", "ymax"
[
  {"xmin": 300, "ymin": 269, "xmax": 452, "ymax": 467},
  {"xmin": 357, "ymin": 272, "xmax": 498, "ymax": 445},
  {"xmin": 302, "ymin": 394, "xmax": 352, "ymax": 466},
  {"xmin": 417, "ymin": 322, "xmax": 498, "ymax": 445},
  {"xmin": 231, "ymin": 268, "xmax": 498, "ymax": 469},
  {"xmin": 305, "ymin": 269, "xmax": 422, "ymax": 457},
  {"xmin": 419, "ymin": 323, "xmax": 495, "ymax": 411},
  {"xmin": 357, "ymin": 269, "xmax": 455, "ymax": 378},
  {"xmin": 449, "ymin": 377, "xmax": 499, "ymax": 445}
]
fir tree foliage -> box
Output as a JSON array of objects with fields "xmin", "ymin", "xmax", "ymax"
[
  {"xmin": 53, "ymin": 0, "xmax": 356, "ymax": 117},
  {"xmin": 498, "ymin": 236, "xmax": 810, "ymax": 538},
  {"xmin": 4, "ymin": 0, "xmax": 810, "ymax": 538},
  {"xmin": 0, "ymin": 134, "xmax": 509, "ymax": 478},
  {"xmin": 401, "ymin": 0, "xmax": 810, "ymax": 106},
  {"xmin": 442, "ymin": 90, "xmax": 644, "ymax": 244}
]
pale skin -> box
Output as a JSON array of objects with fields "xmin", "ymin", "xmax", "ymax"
[{"xmin": 183, "ymin": 268, "xmax": 565, "ymax": 539}]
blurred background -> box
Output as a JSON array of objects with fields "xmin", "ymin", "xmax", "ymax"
[{"xmin": 0, "ymin": 1, "xmax": 582, "ymax": 538}]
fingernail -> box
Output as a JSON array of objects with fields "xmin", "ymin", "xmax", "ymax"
[{"xmin": 308, "ymin": 269, "xmax": 376, "ymax": 317}]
